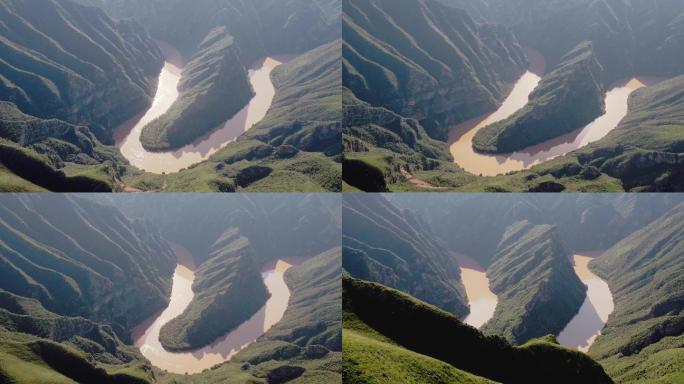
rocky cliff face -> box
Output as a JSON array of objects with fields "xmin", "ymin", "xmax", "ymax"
[
  {"xmin": 342, "ymin": 194, "xmax": 469, "ymax": 317},
  {"xmin": 473, "ymin": 42, "xmax": 606, "ymax": 153},
  {"xmin": 0, "ymin": 0, "xmax": 163, "ymax": 141}
]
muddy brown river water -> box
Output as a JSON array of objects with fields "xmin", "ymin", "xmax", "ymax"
[
  {"xmin": 132, "ymin": 244, "xmax": 294, "ymax": 374},
  {"xmin": 558, "ymin": 252, "xmax": 614, "ymax": 352},
  {"xmin": 453, "ymin": 253, "xmax": 497, "ymax": 329},
  {"xmin": 449, "ymin": 49, "xmax": 661, "ymax": 176},
  {"xmin": 114, "ymin": 43, "xmax": 284, "ymax": 174}
]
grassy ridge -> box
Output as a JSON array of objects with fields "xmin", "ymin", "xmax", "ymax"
[{"xmin": 343, "ymin": 276, "xmax": 613, "ymax": 383}]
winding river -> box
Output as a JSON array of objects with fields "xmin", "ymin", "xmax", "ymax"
[
  {"xmin": 453, "ymin": 253, "xmax": 497, "ymax": 329},
  {"xmin": 114, "ymin": 42, "xmax": 285, "ymax": 174},
  {"xmin": 558, "ymin": 252, "xmax": 614, "ymax": 352},
  {"xmin": 132, "ymin": 243, "xmax": 294, "ymax": 374},
  {"xmin": 449, "ymin": 48, "xmax": 660, "ymax": 176}
]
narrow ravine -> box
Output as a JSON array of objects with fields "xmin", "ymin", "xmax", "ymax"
[
  {"xmin": 132, "ymin": 243, "xmax": 294, "ymax": 374},
  {"xmin": 453, "ymin": 253, "xmax": 497, "ymax": 329},
  {"xmin": 558, "ymin": 252, "xmax": 614, "ymax": 352},
  {"xmin": 449, "ymin": 48, "xmax": 661, "ymax": 177},
  {"xmin": 114, "ymin": 42, "xmax": 286, "ymax": 174}
]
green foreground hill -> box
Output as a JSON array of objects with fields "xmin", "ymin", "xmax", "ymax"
[{"xmin": 343, "ymin": 276, "xmax": 613, "ymax": 384}]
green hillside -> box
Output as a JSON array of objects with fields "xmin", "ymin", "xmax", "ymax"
[
  {"xmin": 0, "ymin": 195, "xmax": 175, "ymax": 331},
  {"xmin": 0, "ymin": 195, "xmax": 177, "ymax": 383},
  {"xmin": 0, "ymin": 0, "xmax": 164, "ymax": 192},
  {"xmin": 342, "ymin": 0, "xmax": 527, "ymax": 191},
  {"xmin": 343, "ymin": 276, "xmax": 613, "ymax": 384},
  {"xmin": 0, "ymin": 0, "xmax": 162, "ymax": 132},
  {"xmin": 589, "ymin": 203, "xmax": 684, "ymax": 383},
  {"xmin": 0, "ymin": 0, "xmax": 341, "ymax": 192}
]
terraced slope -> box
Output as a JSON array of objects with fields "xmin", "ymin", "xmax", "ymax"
[
  {"xmin": 343, "ymin": 276, "xmax": 613, "ymax": 384},
  {"xmin": 589, "ymin": 203, "xmax": 684, "ymax": 383},
  {"xmin": 343, "ymin": 194, "xmax": 468, "ymax": 318},
  {"xmin": 158, "ymin": 229, "xmax": 269, "ymax": 351},
  {"xmin": 140, "ymin": 27, "xmax": 253, "ymax": 151},
  {"xmin": 473, "ymin": 42, "xmax": 606, "ymax": 153}
]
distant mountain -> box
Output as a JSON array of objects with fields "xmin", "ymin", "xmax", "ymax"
[
  {"xmin": 110, "ymin": 193, "xmax": 341, "ymax": 267},
  {"xmin": 84, "ymin": 0, "xmax": 340, "ymax": 65},
  {"xmin": 589, "ymin": 203, "xmax": 684, "ymax": 383},
  {"xmin": 389, "ymin": 194, "xmax": 683, "ymax": 257},
  {"xmin": 440, "ymin": 0, "xmax": 684, "ymax": 84},
  {"xmin": 343, "ymin": 194, "xmax": 469, "ymax": 317},
  {"xmin": 343, "ymin": 276, "xmax": 613, "ymax": 384}
]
